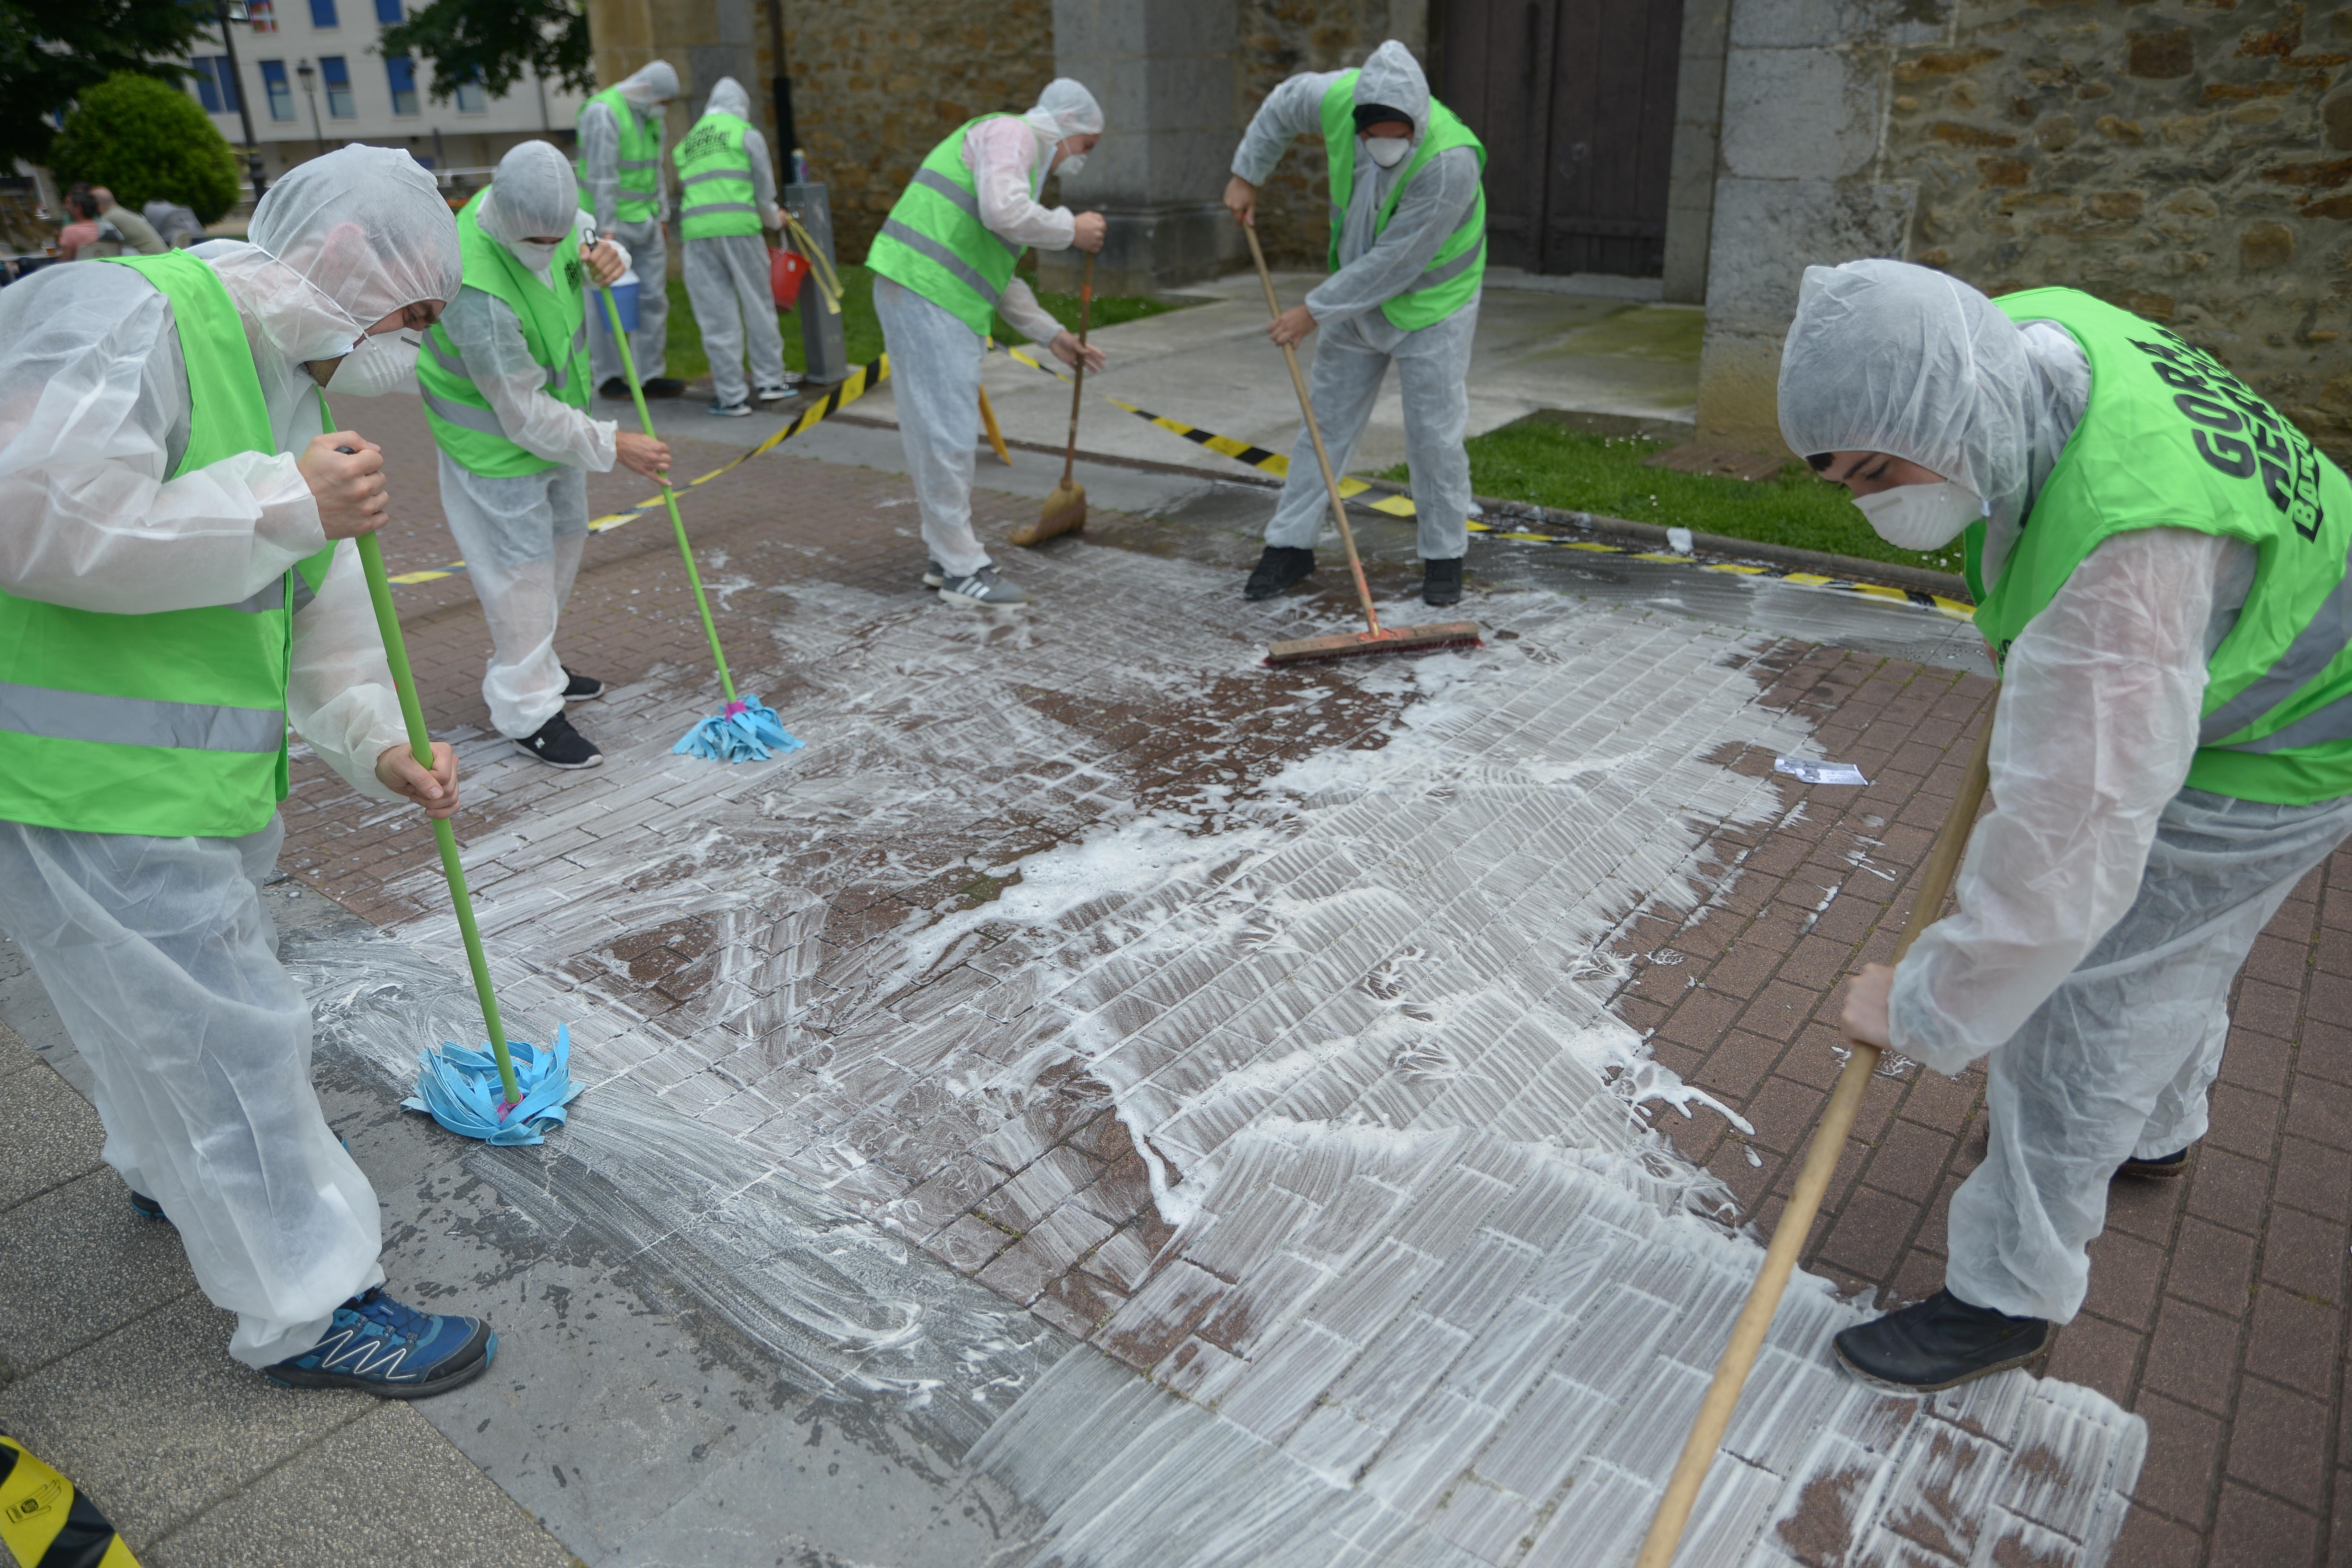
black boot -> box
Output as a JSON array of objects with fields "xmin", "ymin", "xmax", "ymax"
[
  {"xmin": 1245, "ymin": 545, "xmax": 1316, "ymax": 601},
  {"xmin": 2116, "ymin": 1144, "xmax": 2192, "ymax": 1179},
  {"xmin": 599, "ymin": 377, "xmax": 629, "ymax": 400},
  {"xmin": 1833, "ymin": 1288, "xmax": 2051, "ymax": 1392},
  {"xmin": 1421, "ymin": 556, "xmax": 1464, "ymax": 607}
]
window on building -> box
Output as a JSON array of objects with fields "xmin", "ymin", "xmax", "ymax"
[
  {"xmin": 261, "ymin": 59, "xmax": 294, "ymax": 120},
  {"xmin": 190, "ymin": 56, "xmax": 242, "ymax": 115},
  {"xmin": 248, "ymin": 0, "xmax": 277, "ymax": 32},
  {"xmin": 384, "ymin": 55, "xmax": 418, "ymax": 117},
  {"xmin": 320, "ymin": 55, "xmax": 353, "ymax": 118},
  {"xmin": 453, "ymin": 69, "xmax": 486, "ymax": 114},
  {"xmin": 374, "ymin": 0, "xmax": 402, "ymax": 21},
  {"xmin": 308, "ymin": 0, "xmax": 337, "ymax": 27}
]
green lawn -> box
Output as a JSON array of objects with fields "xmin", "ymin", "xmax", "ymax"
[
  {"xmin": 1379, "ymin": 421, "xmax": 1967, "ymax": 576},
  {"xmin": 657, "ymin": 262, "xmax": 1184, "ymax": 383}
]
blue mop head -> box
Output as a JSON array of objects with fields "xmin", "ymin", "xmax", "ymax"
[
  {"xmin": 674, "ymin": 694, "xmax": 803, "ymax": 762},
  {"xmin": 404, "ymin": 1024, "xmax": 583, "ymax": 1146}
]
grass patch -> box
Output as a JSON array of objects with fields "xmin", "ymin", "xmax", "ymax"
[
  {"xmin": 1378, "ymin": 421, "xmax": 1967, "ymax": 576},
  {"xmin": 657, "ymin": 261, "xmax": 1185, "ymax": 386}
]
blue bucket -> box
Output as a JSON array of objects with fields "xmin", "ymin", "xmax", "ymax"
[{"xmin": 599, "ymin": 269, "xmax": 641, "ymax": 335}]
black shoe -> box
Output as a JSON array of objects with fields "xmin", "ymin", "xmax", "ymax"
[
  {"xmin": 562, "ymin": 667, "xmax": 605, "ymax": 703},
  {"xmin": 642, "ymin": 377, "xmax": 687, "ymax": 399},
  {"xmin": 516, "ymin": 711, "xmax": 602, "ymax": 768},
  {"xmin": 1833, "ymin": 1288, "xmax": 2051, "ymax": 1392},
  {"xmin": 1421, "ymin": 556, "xmax": 1464, "ymax": 607},
  {"xmin": 130, "ymin": 1190, "xmax": 167, "ymax": 1221},
  {"xmin": 1245, "ymin": 545, "xmax": 1316, "ymax": 601},
  {"xmin": 2116, "ymin": 1144, "xmax": 2192, "ymax": 1179},
  {"xmin": 599, "ymin": 377, "xmax": 630, "ymax": 400}
]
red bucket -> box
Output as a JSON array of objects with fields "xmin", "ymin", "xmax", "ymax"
[{"xmin": 770, "ymin": 248, "xmax": 809, "ymax": 309}]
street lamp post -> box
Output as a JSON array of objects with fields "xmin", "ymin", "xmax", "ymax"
[
  {"xmin": 211, "ymin": 0, "xmax": 268, "ymax": 207},
  {"xmin": 297, "ymin": 58, "xmax": 323, "ymax": 159}
]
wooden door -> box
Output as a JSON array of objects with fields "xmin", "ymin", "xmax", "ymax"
[{"xmin": 1435, "ymin": 0, "xmax": 1683, "ymax": 277}]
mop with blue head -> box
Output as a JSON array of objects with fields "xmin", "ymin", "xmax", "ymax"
[
  {"xmin": 597, "ymin": 286, "xmax": 804, "ymax": 764},
  {"xmin": 338, "ymin": 417, "xmax": 582, "ymax": 1143}
]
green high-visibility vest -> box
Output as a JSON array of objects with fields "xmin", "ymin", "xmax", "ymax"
[
  {"xmin": 577, "ymin": 85, "xmax": 663, "ymax": 224},
  {"xmin": 673, "ymin": 110, "xmax": 762, "ymax": 239},
  {"xmin": 1969, "ymin": 288, "xmax": 2352, "ymax": 804},
  {"xmin": 0, "ymin": 252, "xmax": 334, "ymax": 838},
  {"xmin": 1318, "ymin": 74, "xmax": 1487, "ymax": 331},
  {"xmin": 867, "ymin": 113, "xmax": 1033, "ymax": 337},
  {"xmin": 418, "ymin": 188, "xmax": 591, "ymax": 478}
]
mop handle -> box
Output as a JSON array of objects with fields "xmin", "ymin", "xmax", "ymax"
[
  {"xmin": 1060, "ymin": 251, "xmax": 1093, "ymax": 487},
  {"xmin": 597, "ymin": 285, "xmax": 738, "ymax": 705},
  {"xmin": 1634, "ymin": 703, "xmax": 1997, "ymax": 1568},
  {"xmin": 351, "ymin": 524, "xmax": 522, "ymax": 1109},
  {"xmin": 1244, "ymin": 224, "xmax": 1382, "ymax": 638}
]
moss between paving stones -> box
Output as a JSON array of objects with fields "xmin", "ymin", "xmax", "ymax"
[{"xmin": 1377, "ymin": 415, "xmax": 1971, "ymax": 578}]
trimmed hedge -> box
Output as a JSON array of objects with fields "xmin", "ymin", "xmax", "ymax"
[{"xmin": 49, "ymin": 73, "xmax": 242, "ymax": 225}]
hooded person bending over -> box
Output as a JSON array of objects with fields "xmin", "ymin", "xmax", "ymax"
[
  {"xmin": 0, "ymin": 145, "xmax": 497, "ymax": 1397},
  {"xmin": 675, "ymin": 76, "xmax": 796, "ymax": 417},
  {"xmin": 577, "ymin": 59, "xmax": 683, "ymax": 399},
  {"xmin": 1225, "ymin": 40, "xmax": 1486, "ymax": 610},
  {"xmin": 420, "ymin": 140, "xmax": 671, "ymax": 770},
  {"xmin": 868, "ymin": 78, "xmax": 1110, "ymax": 609},
  {"xmin": 1784, "ymin": 260, "xmax": 2352, "ymax": 1391}
]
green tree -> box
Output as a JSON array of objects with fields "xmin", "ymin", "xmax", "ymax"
[
  {"xmin": 48, "ymin": 71, "xmax": 242, "ymax": 224},
  {"xmin": 0, "ymin": 0, "xmax": 206, "ymax": 169},
  {"xmin": 378, "ymin": 0, "xmax": 591, "ymax": 106}
]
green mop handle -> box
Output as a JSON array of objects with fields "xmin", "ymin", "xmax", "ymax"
[
  {"xmin": 598, "ymin": 285, "xmax": 738, "ymax": 706},
  {"xmin": 352, "ymin": 526, "xmax": 523, "ymax": 1109}
]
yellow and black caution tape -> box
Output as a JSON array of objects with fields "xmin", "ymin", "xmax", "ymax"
[
  {"xmin": 994, "ymin": 343, "xmax": 1973, "ymax": 623},
  {"xmin": 387, "ymin": 353, "xmax": 891, "ymax": 587},
  {"xmin": 2, "ymin": 1434, "xmax": 140, "ymax": 1566}
]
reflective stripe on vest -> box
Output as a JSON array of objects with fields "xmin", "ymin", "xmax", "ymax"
[
  {"xmin": 1972, "ymin": 288, "xmax": 2352, "ymax": 804},
  {"xmin": 0, "ymin": 251, "xmax": 334, "ymax": 838},
  {"xmin": 673, "ymin": 111, "xmax": 762, "ymax": 239},
  {"xmin": 1318, "ymin": 73, "xmax": 1488, "ymax": 332},
  {"xmin": 419, "ymin": 187, "xmax": 592, "ymax": 478},
  {"xmin": 866, "ymin": 114, "xmax": 1035, "ymax": 337},
  {"xmin": 579, "ymin": 86, "xmax": 663, "ymax": 222}
]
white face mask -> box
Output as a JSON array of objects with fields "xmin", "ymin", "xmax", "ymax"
[
  {"xmin": 510, "ymin": 238, "xmax": 562, "ymax": 274},
  {"xmin": 1853, "ymin": 478, "xmax": 1983, "ymax": 551},
  {"xmin": 1055, "ymin": 150, "xmax": 1087, "ymax": 178},
  {"xmin": 1365, "ymin": 135, "xmax": 1412, "ymax": 169},
  {"xmin": 329, "ymin": 329, "xmax": 421, "ymax": 398}
]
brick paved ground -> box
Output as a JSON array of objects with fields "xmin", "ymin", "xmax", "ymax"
[{"xmin": 272, "ymin": 394, "xmax": 2334, "ymax": 1564}]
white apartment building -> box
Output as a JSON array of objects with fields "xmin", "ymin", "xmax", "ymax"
[{"xmin": 182, "ymin": 0, "xmax": 587, "ymax": 190}]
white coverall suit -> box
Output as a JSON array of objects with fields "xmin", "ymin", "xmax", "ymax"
[
  {"xmin": 1234, "ymin": 42, "xmax": 1480, "ymax": 562},
  {"xmin": 579, "ymin": 60, "xmax": 674, "ymax": 390},
  {"xmin": 680, "ymin": 76, "xmax": 792, "ymax": 411},
  {"xmin": 1781, "ymin": 260, "xmax": 2352, "ymax": 1326},
  {"xmin": 872, "ymin": 81, "xmax": 1101, "ymax": 581},
  {"xmin": 434, "ymin": 141, "xmax": 630, "ymax": 741},
  {"xmin": 0, "ymin": 147, "xmax": 459, "ymax": 1367}
]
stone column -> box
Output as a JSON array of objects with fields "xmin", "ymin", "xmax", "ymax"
[{"xmin": 1039, "ymin": 0, "xmax": 1242, "ymax": 296}]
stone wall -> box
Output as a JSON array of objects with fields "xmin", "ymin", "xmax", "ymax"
[{"xmin": 1888, "ymin": 0, "xmax": 2352, "ymax": 465}]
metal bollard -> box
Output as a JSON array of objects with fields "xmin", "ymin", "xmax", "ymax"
[{"xmin": 784, "ymin": 180, "xmax": 848, "ymax": 386}]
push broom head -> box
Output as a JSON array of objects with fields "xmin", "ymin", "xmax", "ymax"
[
  {"xmin": 1012, "ymin": 478, "xmax": 1087, "ymax": 547},
  {"xmin": 1265, "ymin": 621, "xmax": 1483, "ymax": 666},
  {"xmin": 406, "ymin": 1025, "xmax": 583, "ymax": 1146},
  {"xmin": 676, "ymin": 694, "xmax": 804, "ymax": 762}
]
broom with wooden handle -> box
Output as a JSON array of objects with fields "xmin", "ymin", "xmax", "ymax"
[
  {"xmin": 1634, "ymin": 700, "xmax": 1996, "ymax": 1568},
  {"xmin": 1015, "ymin": 250, "xmax": 1094, "ymax": 546}
]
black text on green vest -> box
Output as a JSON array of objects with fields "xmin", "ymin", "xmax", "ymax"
[
  {"xmin": 419, "ymin": 188, "xmax": 592, "ymax": 478},
  {"xmin": 577, "ymin": 85, "xmax": 662, "ymax": 224},
  {"xmin": 0, "ymin": 253, "xmax": 334, "ymax": 838},
  {"xmin": 1974, "ymin": 288, "xmax": 2352, "ymax": 804},
  {"xmin": 673, "ymin": 110, "xmax": 762, "ymax": 239},
  {"xmin": 1317, "ymin": 74, "xmax": 1487, "ymax": 331},
  {"xmin": 866, "ymin": 114, "xmax": 1033, "ymax": 337}
]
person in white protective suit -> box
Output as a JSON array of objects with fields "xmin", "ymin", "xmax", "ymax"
[
  {"xmin": 673, "ymin": 76, "xmax": 796, "ymax": 416},
  {"xmin": 0, "ymin": 144, "xmax": 501, "ymax": 1397},
  {"xmin": 421, "ymin": 140, "xmax": 672, "ymax": 769},
  {"xmin": 1224, "ymin": 40, "xmax": 1487, "ymax": 609},
  {"xmin": 865, "ymin": 78, "xmax": 1110, "ymax": 608},
  {"xmin": 577, "ymin": 59, "xmax": 684, "ymax": 400},
  {"xmin": 1785, "ymin": 260, "xmax": 2352, "ymax": 1390}
]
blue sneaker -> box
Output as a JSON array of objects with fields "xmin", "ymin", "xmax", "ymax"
[
  {"xmin": 706, "ymin": 398, "xmax": 752, "ymax": 418},
  {"xmin": 129, "ymin": 1190, "xmax": 168, "ymax": 1220},
  {"xmin": 264, "ymin": 1287, "xmax": 495, "ymax": 1399}
]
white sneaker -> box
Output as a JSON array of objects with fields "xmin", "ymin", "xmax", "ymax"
[
  {"xmin": 937, "ymin": 566, "xmax": 1029, "ymax": 608},
  {"xmin": 755, "ymin": 385, "xmax": 795, "ymax": 402}
]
